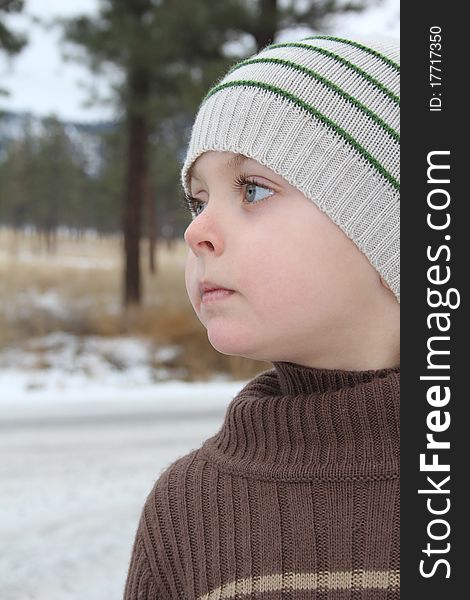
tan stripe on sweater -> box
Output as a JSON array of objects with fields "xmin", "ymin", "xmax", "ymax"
[{"xmin": 199, "ymin": 569, "xmax": 400, "ymax": 600}]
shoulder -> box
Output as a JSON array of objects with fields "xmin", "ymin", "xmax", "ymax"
[
  {"xmin": 132, "ymin": 448, "xmax": 211, "ymax": 597},
  {"xmin": 144, "ymin": 447, "xmax": 207, "ymax": 505}
]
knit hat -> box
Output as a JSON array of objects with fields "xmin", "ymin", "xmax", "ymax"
[{"xmin": 180, "ymin": 34, "xmax": 400, "ymax": 302}]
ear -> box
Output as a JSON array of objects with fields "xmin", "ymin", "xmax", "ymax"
[{"xmin": 380, "ymin": 276, "xmax": 392, "ymax": 291}]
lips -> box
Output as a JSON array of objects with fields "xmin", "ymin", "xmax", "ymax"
[{"xmin": 199, "ymin": 280, "xmax": 234, "ymax": 297}]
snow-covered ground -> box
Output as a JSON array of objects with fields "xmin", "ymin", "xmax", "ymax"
[
  {"xmin": 0, "ymin": 380, "xmax": 246, "ymax": 600},
  {"xmin": 0, "ymin": 331, "xmax": 237, "ymax": 399},
  {"xmin": 0, "ymin": 334, "xmax": 249, "ymax": 600}
]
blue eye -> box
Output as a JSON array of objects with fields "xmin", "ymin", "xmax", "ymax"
[
  {"xmin": 233, "ymin": 174, "xmax": 275, "ymax": 205},
  {"xmin": 182, "ymin": 175, "xmax": 274, "ymax": 219}
]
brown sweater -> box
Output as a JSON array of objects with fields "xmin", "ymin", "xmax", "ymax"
[{"xmin": 123, "ymin": 361, "xmax": 400, "ymax": 599}]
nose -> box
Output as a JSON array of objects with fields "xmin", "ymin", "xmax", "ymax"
[{"xmin": 184, "ymin": 203, "xmax": 225, "ymax": 257}]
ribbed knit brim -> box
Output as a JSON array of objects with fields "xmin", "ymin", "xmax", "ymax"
[{"xmin": 181, "ymin": 35, "xmax": 400, "ymax": 302}]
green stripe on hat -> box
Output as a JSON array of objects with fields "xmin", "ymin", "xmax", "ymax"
[
  {"xmin": 223, "ymin": 57, "xmax": 399, "ymax": 143},
  {"xmin": 306, "ymin": 35, "xmax": 400, "ymax": 72},
  {"xmin": 262, "ymin": 42, "xmax": 399, "ymax": 106}
]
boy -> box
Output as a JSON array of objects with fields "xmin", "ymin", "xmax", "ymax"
[{"xmin": 124, "ymin": 34, "xmax": 400, "ymax": 599}]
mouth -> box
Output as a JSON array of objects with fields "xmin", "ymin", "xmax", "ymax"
[{"xmin": 199, "ymin": 281, "xmax": 235, "ymax": 303}]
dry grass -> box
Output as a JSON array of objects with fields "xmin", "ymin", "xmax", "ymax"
[{"xmin": 0, "ymin": 227, "xmax": 269, "ymax": 380}]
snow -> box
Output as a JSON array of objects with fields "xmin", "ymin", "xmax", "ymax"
[
  {"xmin": 0, "ymin": 332, "xmax": 236, "ymax": 398},
  {"xmin": 3, "ymin": 290, "xmax": 74, "ymax": 322},
  {"xmin": 0, "ymin": 341, "xmax": 248, "ymax": 599},
  {"xmin": 0, "ymin": 328, "xmax": 252, "ymax": 599}
]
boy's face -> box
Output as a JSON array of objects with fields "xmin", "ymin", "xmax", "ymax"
[{"xmin": 184, "ymin": 151, "xmax": 398, "ymax": 368}]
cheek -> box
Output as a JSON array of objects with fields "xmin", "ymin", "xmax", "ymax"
[
  {"xmin": 237, "ymin": 228, "xmax": 326, "ymax": 315},
  {"xmin": 184, "ymin": 251, "xmax": 198, "ymax": 307}
]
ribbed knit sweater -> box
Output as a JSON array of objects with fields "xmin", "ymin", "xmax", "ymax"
[{"xmin": 123, "ymin": 361, "xmax": 400, "ymax": 599}]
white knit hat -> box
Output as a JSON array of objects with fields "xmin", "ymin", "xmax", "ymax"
[{"xmin": 181, "ymin": 34, "xmax": 400, "ymax": 302}]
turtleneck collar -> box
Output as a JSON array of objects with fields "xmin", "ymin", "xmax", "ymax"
[
  {"xmin": 273, "ymin": 360, "xmax": 400, "ymax": 395},
  {"xmin": 200, "ymin": 361, "xmax": 400, "ymax": 482}
]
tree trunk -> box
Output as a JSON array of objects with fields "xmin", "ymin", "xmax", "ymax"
[
  {"xmin": 254, "ymin": 0, "xmax": 278, "ymax": 49},
  {"xmin": 123, "ymin": 113, "xmax": 144, "ymax": 305},
  {"xmin": 122, "ymin": 0, "xmax": 152, "ymax": 308},
  {"xmin": 122, "ymin": 72, "xmax": 151, "ymax": 306}
]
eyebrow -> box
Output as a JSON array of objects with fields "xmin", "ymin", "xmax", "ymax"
[{"xmin": 188, "ymin": 154, "xmax": 250, "ymax": 185}]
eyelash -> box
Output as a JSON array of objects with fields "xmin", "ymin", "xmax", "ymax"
[{"xmin": 181, "ymin": 174, "xmax": 275, "ymax": 219}]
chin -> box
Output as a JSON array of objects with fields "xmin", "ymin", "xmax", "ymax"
[{"xmin": 206, "ymin": 323, "xmax": 259, "ymax": 360}]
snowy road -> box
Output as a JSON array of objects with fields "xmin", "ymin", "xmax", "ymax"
[{"xmin": 0, "ymin": 385, "xmax": 242, "ymax": 600}]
